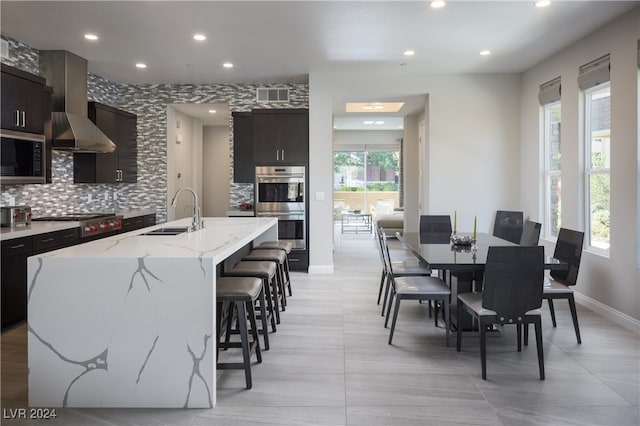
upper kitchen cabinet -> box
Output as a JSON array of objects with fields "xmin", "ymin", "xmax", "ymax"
[
  {"xmin": 232, "ymin": 111, "xmax": 254, "ymax": 183},
  {"xmin": 252, "ymin": 109, "xmax": 308, "ymax": 165},
  {"xmin": 74, "ymin": 102, "xmax": 137, "ymax": 183},
  {"xmin": 1, "ymin": 64, "xmax": 46, "ymax": 135}
]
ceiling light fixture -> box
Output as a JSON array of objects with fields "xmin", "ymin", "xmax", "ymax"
[
  {"xmin": 363, "ymin": 104, "xmax": 385, "ymax": 110},
  {"xmin": 222, "ymin": 62, "xmax": 234, "ymax": 68},
  {"xmin": 430, "ymin": 1, "xmax": 446, "ymax": 9},
  {"xmin": 208, "ymin": 109, "xmax": 216, "ymax": 114},
  {"xmin": 364, "ymin": 120, "xmax": 375, "ymax": 125},
  {"xmin": 135, "ymin": 63, "xmax": 147, "ymax": 69},
  {"xmin": 374, "ymin": 121, "xmax": 385, "ymax": 125},
  {"xmin": 479, "ymin": 50, "xmax": 491, "ymax": 56},
  {"xmin": 403, "ymin": 50, "xmax": 415, "ymax": 57},
  {"xmin": 193, "ymin": 34, "xmax": 206, "ymax": 41},
  {"xmin": 534, "ymin": 0, "xmax": 551, "ymax": 7},
  {"xmin": 84, "ymin": 34, "xmax": 98, "ymax": 41}
]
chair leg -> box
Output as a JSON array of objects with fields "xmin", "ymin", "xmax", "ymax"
[
  {"xmin": 480, "ymin": 320, "xmax": 487, "ymax": 380},
  {"xmin": 270, "ymin": 276, "xmax": 281, "ymax": 324},
  {"xmin": 284, "ymin": 256, "xmax": 292, "ymax": 296},
  {"xmin": 534, "ymin": 317, "xmax": 545, "ymax": 380},
  {"xmin": 524, "ymin": 322, "xmax": 529, "ymax": 346},
  {"xmin": 262, "ymin": 277, "xmax": 277, "ymax": 332},
  {"xmin": 517, "ymin": 323, "xmax": 522, "ymax": 352},
  {"xmin": 547, "ymin": 298, "xmax": 557, "ymax": 327},
  {"xmin": 377, "ymin": 270, "xmax": 386, "ymax": 305},
  {"xmin": 236, "ymin": 302, "xmax": 252, "ymax": 389},
  {"xmin": 456, "ymin": 299, "xmax": 463, "ymax": 351},
  {"xmin": 381, "ymin": 275, "xmax": 391, "ymax": 316},
  {"xmin": 384, "ymin": 287, "xmax": 396, "ymax": 328},
  {"xmin": 388, "ymin": 296, "xmax": 402, "ymax": 344},
  {"xmin": 443, "ymin": 297, "xmax": 450, "ymax": 347},
  {"xmin": 433, "ymin": 300, "xmax": 439, "ymax": 327},
  {"xmin": 567, "ymin": 295, "xmax": 582, "ymax": 344},
  {"xmin": 256, "ymin": 286, "xmax": 270, "ymax": 350},
  {"xmin": 246, "ymin": 300, "xmax": 262, "ymax": 364}
]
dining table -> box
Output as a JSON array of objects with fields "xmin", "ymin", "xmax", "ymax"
[{"xmin": 396, "ymin": 231, "xmax": 568, "ymax": 330}]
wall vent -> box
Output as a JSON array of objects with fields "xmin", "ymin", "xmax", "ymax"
[
  {"xmin": 256, "ymin": 87, "xmax": 290, "ymax": 103},
  {"xmin": 1, "ymin": 39, "xmax": 9, "ymax": 59}
]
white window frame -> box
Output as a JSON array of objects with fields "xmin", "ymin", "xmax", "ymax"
[
  {"xmin": 543, "ymin": 101, "xmax": 561, "ymax": 240},
  {"xmin": 584, "ymin": 82, "xmax": 611, "ymax": 256}
]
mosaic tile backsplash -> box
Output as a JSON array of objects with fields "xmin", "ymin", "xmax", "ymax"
[{"xmin": 1, "ymin": 35, "xmax": 309, "ymax": 222}]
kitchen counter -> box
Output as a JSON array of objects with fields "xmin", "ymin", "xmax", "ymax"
[
  {"xmin": 27, "ymin": 217, "xmax": 277, "ymax": 408},
  {"xmin": 226, "ymin": 209, "xmax": 255, "ymax": 217}
]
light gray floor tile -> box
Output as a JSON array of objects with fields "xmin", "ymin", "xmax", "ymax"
[
  {"xmin": 347, "ymin": 403, "xmax": 503, "ymax": 426},
  {"xmin": 495, "ymin": 405, "xmax": 640, "ymax": 426},
  {"xmin": 192, "ymin": 406, "xmax": 347, "ymax": 426}
]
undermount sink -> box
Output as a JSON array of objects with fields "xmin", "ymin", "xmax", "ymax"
[{"xmin": 141, "ymin": 227, "xmax": 190, "ymax": 236}]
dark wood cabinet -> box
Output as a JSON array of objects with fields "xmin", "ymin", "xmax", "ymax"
[
  {"xmin": 121, "ymin": 213, "xmax": 156, "ymax": 233},
  {"xmin": 74, "ymin": 102, "xmax": 137, "ymax": 183},
  {"xmin": 232, "ymin": 112, "xmax": 254, "ymax": 183},
  {"xmin": 1, "ymin": 236, "xmax": 33, "ymax": 329},
  {"xmin": 32, "ymin": 228, "xmax": 79, "ymax": 254},
  {"xmin": 1, "ymin": 64, "xmax": 46, "ymax": 135},
  {"xmin": 252, "ymin": 109, "xmax": 308, "ymax": 165}
]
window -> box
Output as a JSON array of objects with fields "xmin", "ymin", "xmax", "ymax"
[
  {"xmin": 584, "ymin": 83, "xmax": 611, "ymax": 252},
  {"xmin": 544, "ymin": 101, "xmax": 562, "ymax": 238},
  {"xmin": 539, "ymin": 76, "xmax": 562, "ymax": 239}
]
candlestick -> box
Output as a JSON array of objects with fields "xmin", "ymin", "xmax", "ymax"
[
  {"xmin": 473, "ymin": 215, "xmax": 477, "ymax": 240},
  {"xmin": 453, "ymin": 210, "xmax": 457, "ymax": 234}
]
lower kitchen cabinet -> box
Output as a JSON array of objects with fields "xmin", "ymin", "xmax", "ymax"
[
  {"xmin": 1, "ymin": 228, "xmax": 79, "ymax": 329},
  {"xmin": 1, "ymin": 236, "xmax": 33, "ymax": 329},
  {"xmin": 288, "ymin": 250, "xmax": 308, "ymax": 272},
  {"xmin": 121, "ymin": 214, "xmax": 156, "ymax": 233}
]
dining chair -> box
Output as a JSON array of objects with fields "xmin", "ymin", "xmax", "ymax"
[
  {"xmin": 520, "ymin": 220, "xmax": 541, "ymax": 246},
  {"xmin": 457, "ymin": 245, "xmax": 545, "ymax": 380},
  {"xmin": 543, "ymin": 227, "xmax": 585, "ymax": 344},
  {"xmin": 493, "ymin": 210, "xmax": 524, "ymax": 244},
  {"xmin": 419, "ymin": 215, "xmax": 452, "ymax": 243},
  {"xmin": 376, "ymin": 226, "xmax": 432, "ymax": 316},
  {"xmin": 381, "ymin": 231, "xmax": 451, "ymax": 347}
]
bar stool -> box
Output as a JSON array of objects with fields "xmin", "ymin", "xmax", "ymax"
[
  {"xmin": 242, "ymin": 249, "xmax": 288, "ymax": 309},
  {"xmin": 216, "ymin": 277, "xmax": 263, "ymax": 389},
  {"xmin": 255, "ymin": 240, "xmax": 294, "ymax": 296},
  {"xmin": 225, "ymin": 260, "xmax": 281, "ymax": 326}
]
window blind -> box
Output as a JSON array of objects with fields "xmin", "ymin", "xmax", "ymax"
[
  {"xmin": 538, "ymin": 76, "xmax": 561, "ymax": 105},
  {"xmin": 578, "ymin": 54, "xmax": 610, "ymax": 90}
]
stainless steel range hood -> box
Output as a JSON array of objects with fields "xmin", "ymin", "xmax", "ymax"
[{"xmin": 39, "ymin": 50, "xmax": 115, "ymax": 153}]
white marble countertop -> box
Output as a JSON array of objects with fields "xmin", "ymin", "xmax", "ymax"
[
  {"xmin": 226, "ymin": 209, "xmax": 255, "ymax": 217},
  {"xmin": 38, "ymin": 216, "xmax": 278, "ymax": 262},
  {"xmin": 0, "ymin": 208, "xmax": 157, "ymax": 241}
]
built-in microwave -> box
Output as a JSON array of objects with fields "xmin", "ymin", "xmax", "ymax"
[{"xmin": 1, "ymin": 130, "xmax": 46, "ymax": 184}]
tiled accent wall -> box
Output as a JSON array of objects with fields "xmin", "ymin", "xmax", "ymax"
[{"xmin": 1, "ymin": 35, "xmax": 309, "ymax": 222}]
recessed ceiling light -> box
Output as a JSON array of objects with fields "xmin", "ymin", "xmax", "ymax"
[
  {"xmin": 479, "ymin": 50, "xmax": 491, "ymax": 56},
  {"xmin": 223, "ymin": 62, "xmax": 234, "ymax": 69},
  {"xmin": 374, "ymin": 121, "xmax": 385, "ymax": 125},
  {"xmin": 193, "ymin": 34, "xmax": 207, "ymax": 41},
  {"xmin": 348, "ymin": 102, "xmax": 404, "ymax": 112},
  {"xmin": 84, "ymin": 34, "xmax": 98, "ymax": 41},
  {"xmin": 363, "ymin": 104, "xmax": 385, "ymax": 110},
  {"xmin": 430, "ymin": 1, "xmax": 446, "ymax": 9},
  {"xmin": 403, "ymin": 50, "xmax": 415, "ymax": 57},
  {"xmin": 534, "ymin": 0, "xmax": 551, "ymax": 7},
  {"xmin": 364, "ymin": 120, "xmax": 375, "ymax": 125},
  {"xmin": 208, "ymin": 109, "xmax": 217, "ymax": 114},
  {"xmin": 135, "ymin": 63, "xmax": 147, "ymax": 69}
]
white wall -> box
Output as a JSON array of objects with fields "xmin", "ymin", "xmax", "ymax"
[
  {"xmin": 333, "ymin": 130, "xmax": 403, "ymax": 148},
  {"xmin": 166, "ymin": 108, "xmax": 203, "ymax": 221},
  {"xmin": 202, "ymin": 125, "xmax": 230, "ymax": 217},
  {"xmin": 520, "ymin": 7, "xmax": 640, "ymax": 321},
  {"xmin": 309, "ymin": 73, "xmax": 521, "ymax": 271}
]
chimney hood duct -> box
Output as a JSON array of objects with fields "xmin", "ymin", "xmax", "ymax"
[{"xmin": 39, "ymin": 50, "xmax": 115, "ymax": 153}]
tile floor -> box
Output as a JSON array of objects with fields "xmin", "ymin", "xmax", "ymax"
[{"xmin": 1, "ymin": 231, "xmax": 639, "ymax": 425}]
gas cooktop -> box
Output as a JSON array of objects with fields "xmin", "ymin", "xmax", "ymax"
[{"xmin": 33, "ymin": 213, "xmax": 123, "ymax": 238}]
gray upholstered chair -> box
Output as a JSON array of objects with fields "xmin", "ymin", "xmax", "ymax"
[
  {"xmin": 419, "ymin": 215, "xmax": 452, "ymax": 243},
  {"xmin": 380, "ymin": 231, "xmax": 451, "ymax": 346},
  {"xmin": 520, "ymin": 220, "xmax": 541, "ymax": 246},
  {"xmin": 376, "ymin": 226, "xmax": 432, "ymax": 316},
  {"xmin": 457, "ymin": 245, "xmax": 545, "ymax": 380},
  {"xmin": 493, "ymin": 210, "xmax": 524, "ymax": 244}
]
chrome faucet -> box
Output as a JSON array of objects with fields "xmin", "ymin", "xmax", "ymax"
[{"xmin": 170, "ymin": 187, "xmax": 203, "ymax": 231}]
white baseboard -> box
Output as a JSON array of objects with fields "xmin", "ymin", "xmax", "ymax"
[
  {"xmin": 574, "ymin": 290, "xmax": 640, "ymax": 334},
  {"xmin": 308, "ymin": 264, "xmax": 334, "ymax": 274}
]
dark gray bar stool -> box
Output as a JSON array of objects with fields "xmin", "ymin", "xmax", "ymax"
[
  {"xmin": 225, "ymin": 260, "xmax": 281, "ymax": 326},
  {"xmin": 242, "ymin": 249, "xmax": 288, "ymax": 309},
  {"xmin": 255, "ymin": 240, "xmax": 294, "ymax": 296},
  {"xmin": 216, "ymin": 277, "xmax": 263, "ymax": 389}
]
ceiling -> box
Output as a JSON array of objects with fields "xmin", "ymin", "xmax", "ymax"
[{"xmin": 2, "ymin": 1, "xmax": 637, "ymax": 128}]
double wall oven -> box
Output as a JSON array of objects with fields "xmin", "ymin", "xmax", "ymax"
[{"xmin": 255, "ymin": 166, "xmax": 306, "ymax": 250}]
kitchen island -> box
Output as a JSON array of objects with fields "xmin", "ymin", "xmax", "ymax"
[{"xmin": 27, "ymin": 217, "xmax": 277, "ymax": 408}]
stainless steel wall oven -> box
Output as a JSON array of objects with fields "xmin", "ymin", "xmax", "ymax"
[{"xmin": 255, "ymin": 166, "xmax": 306, "ymax": 250}]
